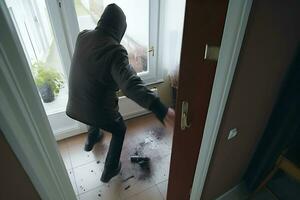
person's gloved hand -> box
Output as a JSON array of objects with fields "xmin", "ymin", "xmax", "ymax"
[{"xmin": 163, "ymin": 108, "xmax": 175, "ymax": 130}]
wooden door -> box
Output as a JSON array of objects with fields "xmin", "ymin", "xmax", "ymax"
[{"xmin": 167, "ymin": 0, "xmax": 229, "ymax": 199}]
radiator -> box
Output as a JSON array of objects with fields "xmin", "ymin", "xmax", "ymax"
[
  {"xmin": 119, "ymin": 87, "xmax": 158, "ymax": 120},
  {"xmin": 53, "ymin": 88, "xmax": 158, "ymax": 140}
]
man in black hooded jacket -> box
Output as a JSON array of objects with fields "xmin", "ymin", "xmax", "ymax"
[{"xmin": 66, "ymin": 4, "xmax": 175, "ymax": 183}]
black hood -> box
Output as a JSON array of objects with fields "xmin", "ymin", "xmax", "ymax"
[{"xmin": 96, "ymin": 4, "xmax": 127, "ymax": 43}]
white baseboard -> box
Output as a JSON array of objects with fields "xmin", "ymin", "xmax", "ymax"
[
  {"xmin": 54, "ymin": 125, "xmax": 87, "ymax": 141},
  {"xmin": 119, "ymin": 96, "xmax": 151, "ymax": 120},
  {"xmin": 119, "ymin": 88, "xmax": 158, "ymax": 120}
]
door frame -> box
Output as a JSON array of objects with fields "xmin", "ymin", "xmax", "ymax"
[
  {"xmin": 0, "ymin": 1, "xmax": 252, "ymax": 200},
  {"xmin": 0, "ymin": 1, "xmax": 76, "ymax": 199},
  {"xmin": 190, "ymin": 0, "xmax": 252, "ymax": 199}
]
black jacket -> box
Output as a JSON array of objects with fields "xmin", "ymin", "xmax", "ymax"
[{"xmin": 66, "ymin": 4, "xmax": 167, "ymax": 127}]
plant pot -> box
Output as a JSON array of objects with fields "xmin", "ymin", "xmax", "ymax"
[{"xmin": 38, "ymin": 83, "xmax": 55, "ymax": 103}]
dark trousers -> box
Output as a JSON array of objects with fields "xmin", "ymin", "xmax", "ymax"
[{"xmin": 87, "ymin": 113, "xmax": 126, "ymax": 169}]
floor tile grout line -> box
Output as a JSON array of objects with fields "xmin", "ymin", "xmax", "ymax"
[
  {"xmin": 155, "ymin": 179, "xmax": 168, "ymax": 185},
  {"xmin": 64, "ymin": 138, "xmax": 81, "ymax": 196},
  {"xmin": 123, "ymin": 184, "xmax": 163, "ymax": 200},
  {"xmin": 58, "ymin": 115, "xmax": 173, "ymax": 200},
  {"xmin": 155, "ymin": 184, "xmax": 166, "ymax": 200},
  {"xmin": 68, "ymin": 143, "xmax": 106, "ymax": 169},
  {"xmin": 71, "ymin": 157, "xmax": 102, "ymax": 170},
  {"xmin": 61, "ymin": 135, "xmax": 106, "ymax": 198},
  {"xmin": 70, "ymin": 150, "xmax": 168, "ymax": 196},
  {"xmin": 75, "ymin": 177, "xmax": 150, "ymax": 199},
  {"xmin": 70, "ymin": 143, "xmax": 171, "ymax": 170},
  {"xmin": 76, "ymin": 183, "xmax": 102, "ymax": 196},
  {"xmin": 122, "ymin": 181, "xmax": 157, "ymax": 200},
  {"xmin": 71, "ymin": 168, "xmax": 81, "ymax": 196}
]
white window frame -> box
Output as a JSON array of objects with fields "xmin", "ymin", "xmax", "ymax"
[
  {"xmin": 59, "ymin": 0, "xmax": 162, "ymax": 84},
  {"xmin": 4, "ymin": 0, "xmax": 162, "ymax": 140},
  {"xmin": 44, "ymin": 0, "xmax": 88, "ymax": 139}
]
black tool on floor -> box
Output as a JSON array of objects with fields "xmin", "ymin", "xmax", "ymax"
[{"xmin": 130, "ymin": 156, "xmax": 150, "ymax": 163}]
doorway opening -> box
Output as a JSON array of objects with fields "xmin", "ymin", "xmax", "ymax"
[
  {"xmin": 4, "ymin": 0, "xmax": 184, "ymax": 199},
  {"xmin": 1, "ymin": 0, "xmax": 254, "ymax": 199}
]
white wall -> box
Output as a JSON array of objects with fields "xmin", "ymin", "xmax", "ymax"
[
  {"xmin": 155, "ymin": 0, "xmax": 186, "ymax": 106},
  {"xmin": 158, "ymin": 0, "xmax": 186, "ymax": 75}
]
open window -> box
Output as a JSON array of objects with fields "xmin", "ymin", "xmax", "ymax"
[
  {"xmin": 4, "ymin": 0, "xmax": 161, "ymax": 138},
  {"xmin": 61, "ymin": 0, "xmax": 161, "ymax": 83}
]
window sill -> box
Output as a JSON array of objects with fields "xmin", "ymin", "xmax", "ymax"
[
  {"xmin": 145, "ymin": 79, "xmax": 164, "ymax": 86},
  {"xmin": 116, "ymin": 79, "xmax": 164, "ymax": 97},
  {"xmin": 44, "ymin": 79, "xmax": 164, "ymax": 116}
]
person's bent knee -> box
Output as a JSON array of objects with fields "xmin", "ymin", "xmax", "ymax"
[{"xmin": 118, "ymin": 124, "xmax": 126, "ymax": 136}]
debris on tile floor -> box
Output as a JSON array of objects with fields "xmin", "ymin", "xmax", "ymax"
[
  {"xmin": 124, "ymin": 185, "xmax": 131, "ymax": 190},
  {"xmin": 79, "ymin": 185, "xmax": 86, "ymax": 192},
  {"xmin": 149, "ymin": 127, "xmax": 166, "ymax": 140},
  {"xmin": 122, "ymin": 175, "xmax": 135, "ymax": 183},
  {"xmin": 58, "ymin": 115, "xmax": 172, "ymax": 200},
  {"xmin": 137, "ymin": 159, "xmax": 152, "ymax": 181},
  {"xmin": 130, "ymin": 156, "xmax": 150, "ymax": 163}
]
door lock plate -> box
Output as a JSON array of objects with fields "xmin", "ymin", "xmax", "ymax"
[
  {"xmin": 181, "ymin": 101, "xmax": 191, "ymax": 130},
  {"xmin": 204, "ymin": 44, "xmax": 220, "ymax": 61}
]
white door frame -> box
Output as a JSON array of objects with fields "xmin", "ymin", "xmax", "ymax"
[
  {"xmin": 190, "ymin": 0, "xmax": 253, "ymax": 199},
  {"xmin": 0, "ymin": 0, "xmax": 252, "ymax": 200},
  {"xmin": 0, "ymin": 2, "xmax": 76, "ymax": 199}
]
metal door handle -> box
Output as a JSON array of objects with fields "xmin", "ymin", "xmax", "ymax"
[{"xmin": 181, "ymin": 101, "xmax": 191, "ymax": 130}]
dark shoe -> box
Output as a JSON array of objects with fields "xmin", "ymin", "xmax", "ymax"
[
  {"xmin": 84, "ymin": 131, "xmax": 104, "ymax": 152},
  {"xmin": 100, "ymin": 163, "xmax": 121, "ymax": 183}
]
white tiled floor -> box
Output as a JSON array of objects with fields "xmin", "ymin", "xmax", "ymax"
[
  {"xmin": 58, "ymin": 114, "xmax": 172, "ymax": 200},
  {"xmin": 157, "ymin": 181, "xmax": 168, "ymax": 200},
  {"xmin": 125, "ymin": 186, "xmax": 164, "ymax": 200},
  {"xmin": 58, "ymin": 140, "xmax": 72, "ymax": 170}
]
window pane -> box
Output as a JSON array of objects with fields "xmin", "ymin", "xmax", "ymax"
[
  {"xmin": 5, "ymin": 0, "xmax": 68, "ymax": 115},
  {"xmin": 74, "ymin": 0, "xmax": 149, "ymax": 73}
]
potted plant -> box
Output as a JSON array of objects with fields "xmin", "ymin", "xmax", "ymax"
[{"xmin": 32, "ymin": 62, "xmax": 64, "ymax": 103}]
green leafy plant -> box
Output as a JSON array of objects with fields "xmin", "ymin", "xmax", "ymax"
[{"xmin": 32, "ymin": 62, "xmax": 64, "ymax": 95}]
